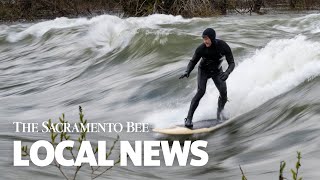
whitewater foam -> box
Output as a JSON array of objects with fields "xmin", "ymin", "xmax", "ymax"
[
  {"xmin": 4, "ymin": 14, "xmax": 196, "ymax": 58},
  {"xmin": 273, "ymin": 13, "xmax": 320, "ymax": 34}
]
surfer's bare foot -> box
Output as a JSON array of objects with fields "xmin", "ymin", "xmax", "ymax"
[{"xmin": 184, "ymin": 118, "xmax": 193, "ymax": 128}]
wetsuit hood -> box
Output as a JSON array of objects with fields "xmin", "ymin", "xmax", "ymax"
[{"xmin": 202, "ymin": 28, "xmax": 216, "ymax": 42}]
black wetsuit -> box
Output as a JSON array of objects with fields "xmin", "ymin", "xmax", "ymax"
[{"xmin": 185, "ymin": 36, "xmax": 235, "ymax": 121}]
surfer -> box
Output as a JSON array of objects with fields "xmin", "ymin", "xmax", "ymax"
[{"xmin": 179, "ymin": 28, "xmax": 235, "ymax": 128}]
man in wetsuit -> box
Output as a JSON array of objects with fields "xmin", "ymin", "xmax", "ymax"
[{"xmin": 179, "ymin": 28, "xmax": 235, "ymax": 128}]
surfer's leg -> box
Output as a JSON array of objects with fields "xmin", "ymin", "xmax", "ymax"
[
  {"xmin": 212, "ymin": 75, "xmax": 227, "ymax": 121},
  {"xmin": 186, "ymin": 68, "xmax": 208, "ymax": 121}
]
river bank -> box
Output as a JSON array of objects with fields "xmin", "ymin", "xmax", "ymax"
[{"xmin": 1, "ymin": 0, "xmax": 320, "ymax": 23}]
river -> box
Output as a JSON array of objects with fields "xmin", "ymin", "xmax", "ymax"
[{"xmin": 0, "ymin": 12, "xmax": 320, "ymax": 179}]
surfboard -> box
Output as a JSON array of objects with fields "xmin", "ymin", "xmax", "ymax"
[{"xmin": 153, "ymin": 118, "xmax": 228, "ymax": 135}]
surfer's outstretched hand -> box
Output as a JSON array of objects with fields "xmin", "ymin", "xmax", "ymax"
[{"xmin": 179, "ymin": 72, "xmax": 189, "ymax": 79}]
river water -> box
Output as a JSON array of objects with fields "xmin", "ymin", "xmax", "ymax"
[{"xmin": 0, "ymin": 13, "xmax": 320, "ymax": 179}]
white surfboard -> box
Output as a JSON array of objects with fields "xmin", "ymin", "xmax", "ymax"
[{"xmin": 152, "ymin": 117, "xmax": 236, "ymax": 135}]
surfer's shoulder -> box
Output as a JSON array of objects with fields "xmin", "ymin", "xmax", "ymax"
[
  {"xmin": 216, "ymin": 39, "xmax": 231, "ymax": 54},
  {"xmin": 215, "ymin": 39, "xmax": 224, "ymax": 45},
  {"xmin": 216, "ymin": 39, "xmax": 230, "ymax": 48}
]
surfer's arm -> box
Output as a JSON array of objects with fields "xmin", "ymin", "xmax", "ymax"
[
  {"xmin": 185, "ymin": 47, "xmax": 202, "ymax": 75},
  {"xmin": 223, "ymin": 42, "xmax": 235, "ymax": 75}
]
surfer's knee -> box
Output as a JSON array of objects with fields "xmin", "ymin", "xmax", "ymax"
[
  {"xmin": 221, "ymin": 90, "xmax": 227, "ymax": 98},
  {"xmin": 197, "ymin": 88, "xmax": 206, "ymax": 97},
  {"xmin": 219, "ymin": 84, "xmax": 227, "ymax": 97}
]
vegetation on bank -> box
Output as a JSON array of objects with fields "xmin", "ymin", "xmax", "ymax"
[
  {"xmin": 1, "ymin": 0, "xmax": 320, "ymax": 21},
  {"xmin": 240, "ymin": 151, "xmax": 303, "ymax": 180}
]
